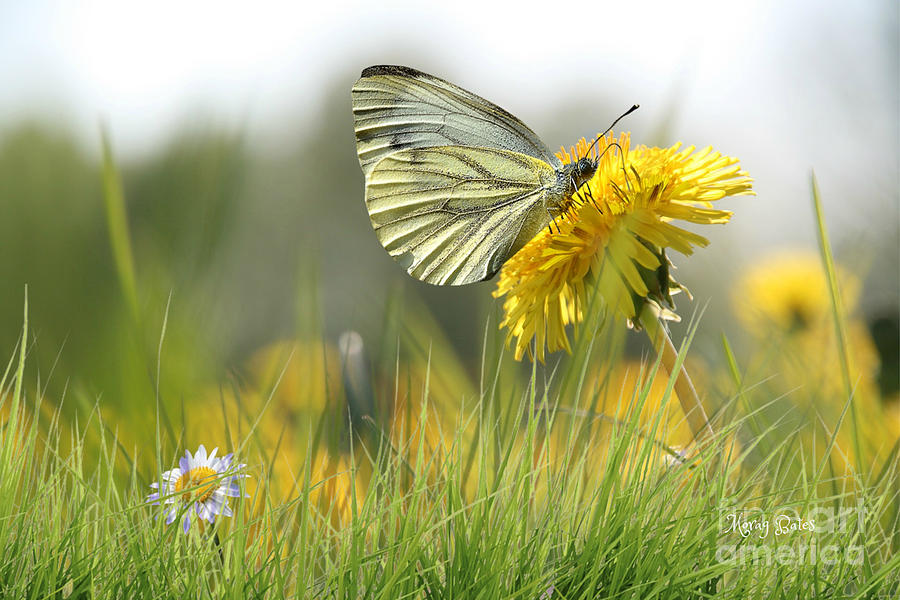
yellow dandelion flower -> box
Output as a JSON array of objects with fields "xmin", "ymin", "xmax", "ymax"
[
  {"xmin": 494, "ymin": 133, "xmax": 753, "ymax": 361},
  {"xmin": 731, "ymin": 250, "xmax": 895, "ymax": 472},
  {"xmin": 732, "ymin": 250, "xmax": 861, "ymax": 335},
  {"xmin": 731, "ymin": 249, "xmax": 881, "ymax": 406}
]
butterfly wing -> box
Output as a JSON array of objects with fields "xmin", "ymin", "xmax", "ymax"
[
  {"xmin": 365, "ymin": 145, "xmax": 556, "ymax": 285},
  {"xmin": 352, "ymin": 65, "xmax": 560, "ymax": 177}
]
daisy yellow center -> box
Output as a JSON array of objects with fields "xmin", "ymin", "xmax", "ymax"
[{"xmin": 174, "ymin": 466, "xmax": 218, "ymax": 503}]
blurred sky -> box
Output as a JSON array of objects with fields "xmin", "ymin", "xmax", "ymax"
[{"xmin": 1, "ymin": 0, "xmax": 897, "ymax": 302}]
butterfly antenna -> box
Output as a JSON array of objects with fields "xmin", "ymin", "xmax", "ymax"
[
  {"xmin": 584, "ymin": 104, "xmax": 640, "ymax": 159},
  {"xmin": 603, "ymin": 104, "xmax": 639, "ymax": 138}
]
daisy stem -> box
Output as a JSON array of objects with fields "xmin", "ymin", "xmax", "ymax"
[{"xmin": 638, "ymin": 305, "xmax": 714, "ymax": 444}]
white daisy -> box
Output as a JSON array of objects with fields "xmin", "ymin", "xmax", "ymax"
[{"xmin": 147, "ymin": 445, "xmax": 247, "ymax": 534}]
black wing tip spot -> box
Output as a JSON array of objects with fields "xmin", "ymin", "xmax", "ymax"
[{"xmin": 361, "ymin": 65, "xmax": 428, "ymax": 79}]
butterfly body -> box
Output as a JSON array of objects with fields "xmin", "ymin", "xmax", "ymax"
[
  {"xmin": 352, "ymin": 65, "xmax": 597, "ymax": 285},
  {"xmin": 555, "ymin": 158, "xmax": 598, "ymax": 204}
]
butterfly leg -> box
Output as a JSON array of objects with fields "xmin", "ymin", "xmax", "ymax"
[
  {"xmin": 544, "ymin": 200, "xmax": 563, "ymax": 234},
  {"xmin": 579, "ymin": 182, "xmax": 601, "ymax": 212}
]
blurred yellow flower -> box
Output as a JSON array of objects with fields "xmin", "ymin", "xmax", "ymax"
[
  {"xmin": 597, "ymin": 361, "xmax": 696, "ymax": 450},
  {"xmin": 885, "ymin": 401, "xmax": 900, "ymax": 440},
  {"xmin": 306, "ymin": 451, "xmax": 366, "ymax": 528},
  {"xmin": 731, "ymin": 250, "xmax": 897, "ymax": 474},
  {"xmin": 732, "ymin": 250, "xmax": 861, "ymax": 335},
  {"xmin": 245, "ymin": 339, "xmax": 343, "ymax": 415},
  {"xmin": 531, "ymin": 362, "xmax": 697, "ymax": 472},
  {"xmin": 188, "ymin": 339, "xmax": 346, "ymax": 499},
  {"xmin": 522, "ymin": 361, "xmax": 725, "ymax": 508},
  {"xmin": 494, "ymin": 133, "xmax": 753, "ymax": 361},
  {"xmin": 389, "ymin": 395, "xmax": 449, "ymax": 464},
  {"xmin": 386, "ymin": 387, "xmax": 483, "ymax": 503},
  {"xmin": 730, "ymin": 249, "xmax": 881, "ymax": 409}
]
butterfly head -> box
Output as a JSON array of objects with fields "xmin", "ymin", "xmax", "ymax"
[
  {"xmin": 574, "ymin": 157, "xmax": 597, "ymax": 181},
  {"xmin": 570, "ymin": 157, "xmax": 597, "ymax": 193},
  {"xmin": 556, "ymin": 157, "xmax": 598, "ymax": 202}
]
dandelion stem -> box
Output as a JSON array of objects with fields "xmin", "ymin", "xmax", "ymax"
[{"xmin": 638, "ymin": 305, "xmax": 714, "ymax": 444}]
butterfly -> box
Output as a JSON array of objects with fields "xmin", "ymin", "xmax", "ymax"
[{"xmin": 352, "ymin": 65, "xmax": 635, "ymax": 285}]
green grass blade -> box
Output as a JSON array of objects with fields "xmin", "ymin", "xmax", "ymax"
[
  {"xmin": 100, "ymin": 128, "xmax": 140, "ymax": 324},
  {"xmin": 810, "ymin": 172, "xmax": 862, "ymax": 472}
]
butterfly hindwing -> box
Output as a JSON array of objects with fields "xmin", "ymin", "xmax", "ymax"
[{"xmin": 365, "ymin": 145, "xmax": 556, "ymax": 285}]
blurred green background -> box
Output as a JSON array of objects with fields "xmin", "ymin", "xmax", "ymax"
[{"xmin": 0, "ymin": 1, "xmax": 897, "ymax": 468}]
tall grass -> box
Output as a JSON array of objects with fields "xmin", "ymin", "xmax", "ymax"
[{"xmin": 1, "ymin": 287, "xmax": 897, "ymax": 598}]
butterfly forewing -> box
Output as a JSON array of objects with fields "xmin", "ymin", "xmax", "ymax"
[
  {"xmin": 365, "ymin": 145, "xmax": 556, "ymax": 285},
  {"xmin": 352, "ymin": 65, "xmax": 560, "ymax": 176}
]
